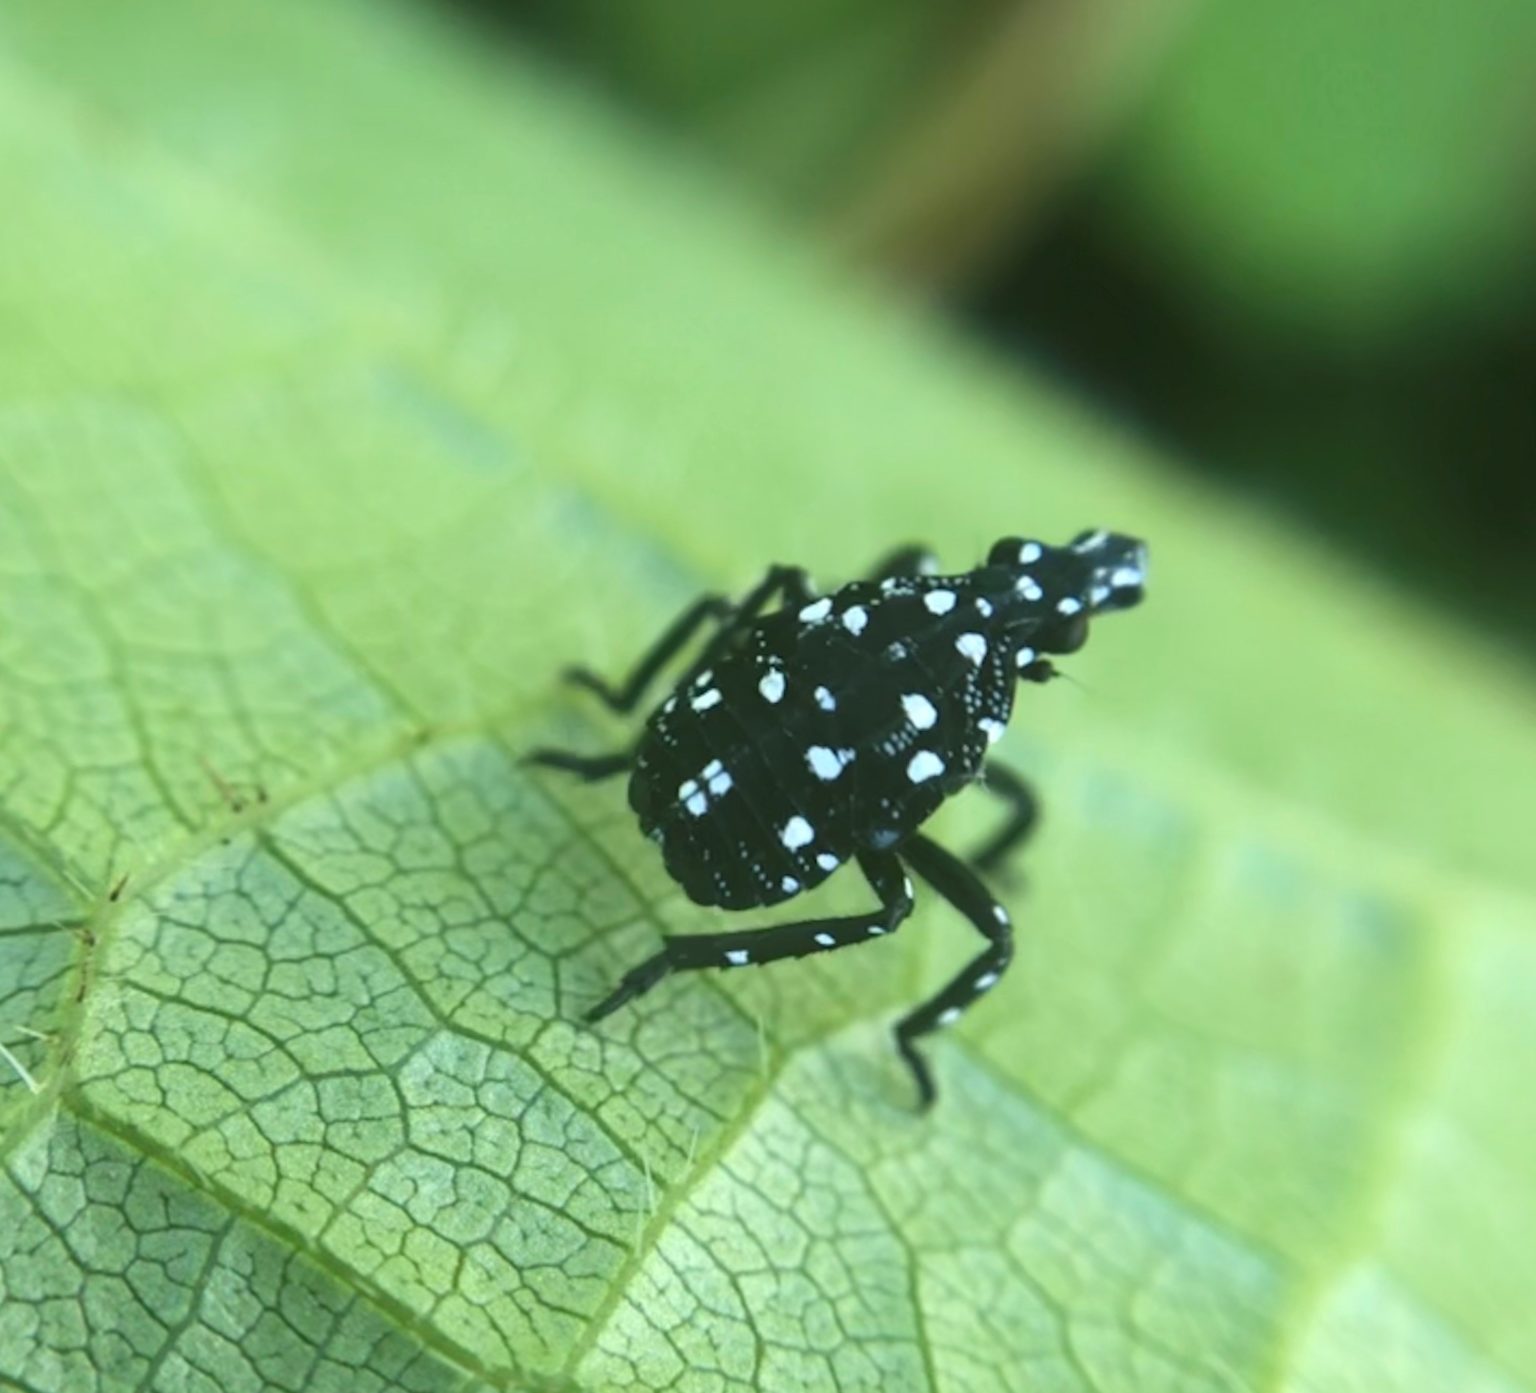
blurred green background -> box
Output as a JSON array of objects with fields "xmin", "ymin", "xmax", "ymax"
[{"xmin": 485, "ymin": 0, "xmax": 1536, "ymax": 647}]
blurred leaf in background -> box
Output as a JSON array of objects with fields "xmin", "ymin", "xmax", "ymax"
[
  {"xmin": 499, "ymin": 0, "xmax": 1536, "ymax": 645},
  {"xmin": 1102, "ymin": 0, "xmax": 1536, "ymax": 344},
  {"xmin": 508, "ymin": 0, "xmax": 997, "ymax": 206},
  {"xmin": 979, "ymin": 0, "xmax": 1536, "ymax": 647},
  {"xmin": 1, "ymin": 1, "xmax": 1534, "ymax": 1392}
]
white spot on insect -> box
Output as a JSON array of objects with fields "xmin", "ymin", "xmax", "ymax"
[
  {"xmin": 1016, "ymin": 575, "xmax": 1043, "ymax": 601},
  {"xmin": 907, "ymin": 750, "xmax": 944, "ymax": 784},
  {"xmin": 955, "ymin": 632, "xmax": 987, "ymax": 665},
  {"xmin": 885, "ymin": 639, "xmax": 910, "ymax": 661},
  {"xmin": 975, "ymin": 597, "xmax": 994, "ymax": 617},
  {"xmin": 1018, "ymin": 541, "xmax": 1043, "ymax": 564},
  {"xmin": 678, "ymin": 779, "xmax": 700, "ymax": 800},
  {"xmin": 938, "ymin": 1007, "xmax": 962, "ymax": 1027},
  {"xmin": 993, "ymin": 904, "xmax": 1010, "ymax": 925},
  {"xmin": 868, "ymin": 924, "xmax": 887, "ymax": 936},
  {"xmin": 685, "ymin": 792, "xmax": 708, "ymax": 816},
  {"xmin": 725, "ymin": 949, "xmax": 751, "ymax": 967},
  {"xmin": 692, "ymin": 669, "xmax": 714, "ymax": 688},
  {"xmin": 1112, "ymin": 565, "xmax": 1144, "ymax": 588},
  {"xmin": 1073, "ymin": 529, "xmax": 1108, "ymax": 552},
  {"xmin": 707, "ymin": 765, "xmax": 733, "ymax": 796},
  {"xmin": 974, "ymin": 972, "xmax": 999, "ymax": 992},
  {"xmin": 780, "ymin": 816, "xmax": 815, "ymax": 850},
  {"xmin": 902, "ymin": 693, "xmax": 938, "ymax": 730},
  {"xmin": 841, "ymin": 605, "xmax": 869, "ymax": 635},
  {"xmin": 1015, "ymin": 645, "xmax": 1037, "ymax": 669},
  {"xmin": 814, "ymin": 685, "xmax": 837, "ymax": 711},
  {"xmin": 1057, "ymin": 596, "xmax": 1083, "ymax": 616},
  {"xmin": 814, "ymin": 932, "xmax": 835, "ymax": 947},
  {"xmin": 798, "ymin": 597, "xmax": 833, "ymax": 623},
  {"xmin": 816, "ymin": 852, "xmax": 839, "ymax": 872},
  {"xmin": 702, "ymin": 758, "xmax": 723, "ymax": 779},
  {"xmin": 923, "ymin": 589, "xmax": 956, "ymax": 615},
  {"xmin": 805, "ymin": 745, "xmax": 854, "ymax": 781},
  {"xmin": 1090, "ymin": 584, "xmax": 1111, "ymax": 605},
  {"xmin": 979, "ymin": 717, "xmax": 1005, "ymax": 745},
  {"xmin": 662, "ymin": 696, "xmax": 677, "ymax": 714},
  {"xmin": 758, "ymin": 670, "xmax": 786, "ymax": 704},
  {"xmin": 781, "ymin": 876, "xmax": 800, "ymax": 893},
  {"xmin": 691, "ymin": 688, "xmax": 723, "ymax": 712},
  {"xmin": 903, "ymin": 877, "xmax": 914, "ymax": 900}
]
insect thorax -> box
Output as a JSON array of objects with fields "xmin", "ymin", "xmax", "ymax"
[{"xmin": 629, "ymin": 569, "xmax": 1021, "ymax": 909}]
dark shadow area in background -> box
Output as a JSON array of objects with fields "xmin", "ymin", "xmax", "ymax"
[
  {"xmin": 445, "ymin": 0, "xmax": 1534, "ymax": 660},
  {"xmin": 964, "ymin": 188, "xmax": 1536, "ymax": 657}
]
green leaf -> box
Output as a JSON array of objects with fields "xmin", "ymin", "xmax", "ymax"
[
  {"xmin": 1105, "ymin": 0, "xmax": 1536, "ymax": 342},
  {"xmin": 1, "ymin": 2, "xmax": 1533, "ymax": 1391}
]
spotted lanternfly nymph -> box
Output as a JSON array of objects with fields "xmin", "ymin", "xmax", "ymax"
[{"xmin": 525, "ymin": 530, "xmax": 1147, "ymax": 1107}]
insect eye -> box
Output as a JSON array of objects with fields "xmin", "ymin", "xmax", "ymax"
[{"xmin": 1040, "ymin": 612, "xmax": 1089, "ymax": 654}]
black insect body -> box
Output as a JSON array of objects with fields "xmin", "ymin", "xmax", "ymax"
[{"xmin": 526, "ymin": 530, "xmax": 1147, "ymax": 1106}]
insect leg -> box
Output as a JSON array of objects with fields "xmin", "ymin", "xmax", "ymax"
[
  {"xmin": 538, "ymin": 567, "xmax": 814, "ymax": 772},
  {"xmin": 564, "ymin": 594, "xmax": 734, "ymax": 714},
  {"xmin": 521, "ymin": 748, "xmax": 633, "ymax": 782},
  {"xmin": 969, "ymin": 761, "xmax": 1039, "ymax": 875},
  {"xmin": 863, "ymin": 544, "xmax": 939, "ymax": 581},
  {"xmin": 683, "ymin": 564, "xmax": 815, "ymax": 681},
  {"xmin": 892, "ymin": 834, "xmax": 1014, "ymax": 1109},
  {"xmin": 585, "ymin": 851, "xmax": 912, "ymax": 1022}
]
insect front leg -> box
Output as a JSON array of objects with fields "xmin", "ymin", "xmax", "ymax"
[
  {"xmin": 892, "ymin": 833, "xmax": 1015, "ymax": 1109},
  {"xmin": 520, "ymin": 748, "xmax": 635, "ymax": 782},
  {"xmin": 585, "ymin": 851, "xmax": 913, "ymax": 1022},
  {"xmin": 969, "ymin": 760, "xmax": 1039, "ymax": 876},
  {"xmin": 565, "ymin": 564, "xmax": 819, "ymax": 715},
  {"xmin": 564, "ymin": 593, "xmax": 734, "ymax": 714},
  {"xmin": 682, "ymin": 564, "xmax": 815, "ymax": 683},
  {"xmin": 528, "ymin": 566, "xmax": 814, "ymax": 779}
]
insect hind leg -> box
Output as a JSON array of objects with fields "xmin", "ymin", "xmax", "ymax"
[
  {"xmin": 892, "ymin": 834, "xmax": 1014, "ymax": 1109},
  {"xmin": 585, "ymin": 851, "xmax": 912, "ymax": 1021}
]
